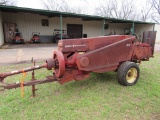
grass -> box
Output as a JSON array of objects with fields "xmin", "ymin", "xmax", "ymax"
[{"xmin": 0, "ymin": 52, "xmax": 160, "ymax": 120}]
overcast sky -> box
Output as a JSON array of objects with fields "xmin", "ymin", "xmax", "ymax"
[
  {"xmin": 17, "ymin": 0, "xmax": 99, "ymax": 8},
  {"xmin": 16, "ymin": 0, "xmax": 144, "ymax": 15},
  {"xmin": 17, "ymin": 0, "xmax": 49, "ymax": 9}
]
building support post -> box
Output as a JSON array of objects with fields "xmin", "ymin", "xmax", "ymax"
[
  {"xmin": 102, "ymin": 19, "xmax": 105, "ymax": 36},
  {"xmin": 153, "ymin": 23, "xmax": 155, "ymax": 31},
  {"xmin": 132, "ymin": 22, "xmax": 135, "ymax": 35},
  {"xmin": 60, "ymin": 14, "xmax": 63, "ymax": 40}
]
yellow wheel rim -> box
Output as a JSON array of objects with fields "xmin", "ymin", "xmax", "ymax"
[{"xmin": 126, "ymin": 68, "xmax": 137, "ymax": 83}]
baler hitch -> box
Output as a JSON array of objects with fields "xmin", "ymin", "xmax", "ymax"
[
  {"xmin": 0, "ymin": 77, "xmax": 57, "ymax": 91},
  {"xmin": 0, "ymin": 60, "xmax": 57, "ymax": 97}
]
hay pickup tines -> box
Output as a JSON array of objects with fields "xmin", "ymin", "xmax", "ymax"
[{"xmin": 0, "ymin": 32, "xmax": 156, "ymax": 96}]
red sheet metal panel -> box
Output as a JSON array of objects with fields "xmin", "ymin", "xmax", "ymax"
[
  {"xmin": 76, "ymin": 37, "xmax": 135, "ymax": 72},
  {"xmin": 58, "ymin": 35, "xmax": 134, "ymax": 52},
  {"xmin": 142, "ymin": 31, "xmax": 157, "ymax": 55}
]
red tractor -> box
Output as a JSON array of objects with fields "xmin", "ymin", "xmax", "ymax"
[
  {"xmin": 11, "ymin": 32, "xmax": 24, "ymax": 44},
  {"xmin": 0, "ymin": 31, "xmax": 156, "ymax": 96},
  {"xmin": 30, "ymin": 32, "xmax": 41, "ymax": 43},
  {"xmin": 53, "ymin": 33, "xmax": 69, "ymax": 43}
]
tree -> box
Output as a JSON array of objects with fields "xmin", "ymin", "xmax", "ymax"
[
  {"xmin": 0, "ymin": 0, "xmax": 8, "ymax": 5},
  {"xmin": 42, "ymin": 0, "xmax": 62, "ymax": 11},
  {"xmin": 70, "ymin": 6, "xmax": 89, "ymax": 14},
  {"xmin": 95, "ymin": 0, "xmax": 113, "ymax": 17},
  {"xmin": 95, "ymin": 0, "xmax": 137, "ymax": 20},
  {"xmin": 0, "ymin": 0, "xmax": 17, "ymax": 6},
  {"xmin": 42, "ymin": 0, "xmax": 88, "ymax": 14},
  {"xmin": 151, "ymin": 0, "xmax": 160, "ymax": 23},
  {"xmin": 140, "ymin": 0, "xmax": 153, "ymax": 22}
]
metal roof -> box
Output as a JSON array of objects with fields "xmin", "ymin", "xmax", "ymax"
[{"xmin": 0, "ymin": 5, "xmax": 155, "ymax": 24}]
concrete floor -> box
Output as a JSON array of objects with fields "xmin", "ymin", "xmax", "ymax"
[
  {"xmin": 0, "ymin": 43, "xmax": 57, "ymax": 65},
  {"xmin": 155, "ymin": 44, "xmax": 160, "ymax": 51},
  {"xmin": 0, "ymin": 43, "xmax": 160, "ymax": 66}
]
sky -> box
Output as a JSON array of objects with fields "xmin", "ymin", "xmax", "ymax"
[
  {"xmin": 16, "ymin": 0, "xmax": 145, "ymax": 16},
  {"xmin": 16, "ymin": 0, "xmax": 97, "ymax": 11},
  {"xmin": 17, "ymin": 0, "xmax": 46, "ymax": 9},
  {"xmin": 16, "ymin": 0, "xmax": 115, "ymax": 15}
]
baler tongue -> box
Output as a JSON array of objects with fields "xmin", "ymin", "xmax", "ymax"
[
  {"xmin": 0, "ymin": 60, "xmax": 58, "ymax": 96},
  {"xmin": 0, "ymin": 77, "xmax": 57, "ymax": 91}
]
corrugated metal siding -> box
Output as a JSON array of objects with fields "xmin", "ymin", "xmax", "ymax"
[
  {"xmin": 2, "ymin": 12, "xmax": 55, "ymax": 42},
  {"xmin": 0, "ymin": 11, "xmax": 4, "ymax": 46},
  {"xmin": 61, "ymin": 17, "xmax": 103, "ymax": 37},
  {"xmin": 83, "ymin": 20, "xmax": 102, "ymax": 37},
  {"xmin": 105, "ymin": 23, "xmax": 131, "ymax": 35},
  {"xmin": 155, "ymin": 24, "xmax": 160, "ymax": 43},
  {"xmin": 135, "ymin": 24, "xmax": 154, "ymax": 39},
  {"xmin": 2, "ymin": 13, "xmax": 105, "ymax": 41},
  {"xmin": 2, "ymin": 12, "xmax": 155, "ymax": 43}
]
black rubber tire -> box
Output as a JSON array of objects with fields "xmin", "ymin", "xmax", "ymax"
[
  {"xmin": 117, "ymin": 61, "xmax": 139, "ymax": 86},
  {"xmin": 21, "ymin": 39, "xmax": 25, "ymax": 44},
  {"xmin": 56, "ymin": 39, "xmax": 59, "ymax": 44},
  {"xmin": 12, "ymin": 40, "xmax": 15, "ymax": 44}
]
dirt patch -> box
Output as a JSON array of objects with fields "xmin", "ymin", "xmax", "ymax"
[{"xmin": 152, "ymin": 113, "xmax": 160, "ymax": 120}]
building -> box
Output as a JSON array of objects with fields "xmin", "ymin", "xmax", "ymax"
[
  {"xmin": 0, "ymin": 5, "xmax": 157, "ymax": 46},
  {"xmin": 155, "ymin": 24, "xmax": 160, "ymax": 43}
]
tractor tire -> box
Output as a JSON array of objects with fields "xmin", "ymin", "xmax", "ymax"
[
  {"xmin": 117, "ymin": 61, "xmax": 139, "ymax": 86},
  {"xmin": 12, "ymin": 40, "xmax": 15, "ymax": 44},
  {"xmin": 21, "ymin": 39, "xmax": 25, "ymax": 44},
  {"xmin": 56, "ymin": 39, "xmax": 59, "ymax": 44}
]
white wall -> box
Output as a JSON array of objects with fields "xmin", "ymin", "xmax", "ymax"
[
  {"xmin": 135, "ymin": 24, "xmax": 154, "ymax": 39},
  {"xmin": 2, "ymin": 12, "xmax": 131, "ymax": 42},
  {"xmin": 155, "ymin": 24, "xmax": 160, "ymax": 43},
  {"xmin": 2, "ymin": 12, "xmax": 155, "ymax": 43},
  {"xmin": 0, "ymin": 11, "xmax": 4, "ymax": 46},
  {"xmin": 2, "ymin": 12, "xmax": 55, "ymax": 42},
  {"xmin": 65, "ymin": 18, "xmax": 104, "ymax": 37},
  {"xmin": 2, "ymin": 12, "xmax": 105, "ymax": 41},
  {"xmin": 105, "ymin": 23, "xmax": 131, "ymax": 35}
]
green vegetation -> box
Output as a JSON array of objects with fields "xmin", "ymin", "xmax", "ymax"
[{"xmin": 0, "ymin": 52, "xmax": 160, "ymax": 120}]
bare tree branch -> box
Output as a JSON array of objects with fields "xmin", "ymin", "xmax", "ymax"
[
  {"xmin": 0, "ymin": 0, "xmax": 8, "ymax": 5},
  {"xmin": 95, "ymin": 0, "xmax": 137, "ymax": 20},
  {"xmin": 0, "ymin": 0, "xmax": 17, "ymax": 6},
  {"xmin": 151, "ymin": 0, "xmax": 160, "ymax": 23},
  {"xmin": 140, "ymin": 0, "xmax": 153, "ymax": 22},
  {"xmin": 42, "ymin": 0, "xmax": 88, "ymax": 14},
  {"xmin": 41, "ymin": 0, "xmax": 62, "ymax": 11},
  {"xmin": 95, "ymin": 0, "xmax": 114, "ymax": 17}
]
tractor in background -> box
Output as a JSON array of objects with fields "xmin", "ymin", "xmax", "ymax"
[
  {"xmin": 30, "ymin": 32, "xmax": 41, "ymax": 43},
  {"xmin": 11, "ymin": 32, "xmax": 24, "ymax": 44}
]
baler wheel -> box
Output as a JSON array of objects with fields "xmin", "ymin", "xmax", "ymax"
[
  {"xmin": 53, "ymin": 51, "xmax": 65, "ymax": 77},
  {"xmin": 117, "ymin": 61, "xmax": 139, "ymax": 86}
]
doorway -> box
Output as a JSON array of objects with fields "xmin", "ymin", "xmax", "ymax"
[
  {"xmin": 3, "ymin": 23, "xmax": 16, "ymax": 43},
  {"xmin": 67, "ymin": 24, "xmax": 83, "ymax": 39}
]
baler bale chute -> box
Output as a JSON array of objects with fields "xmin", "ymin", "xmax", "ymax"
[{"xmin": 0, "ymin": 31, "xmax": 157, "ymax": 96}]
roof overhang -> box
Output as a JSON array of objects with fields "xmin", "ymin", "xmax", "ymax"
[{"xmin": 0, "ymin": 5, "xmax": 155, "ymax": 24}]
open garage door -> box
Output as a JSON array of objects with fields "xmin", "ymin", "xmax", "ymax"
[{"xmin": 67, "ymin": 24, "xmax": 83, "ymax": 39}]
